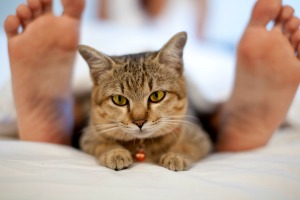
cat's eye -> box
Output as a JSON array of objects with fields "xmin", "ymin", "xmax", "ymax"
[
  {"xmin": 149, "ymin": 91, "xmax": 166, "ymax": 103},
  {"xmin": 112, "ymin": 95, "xmax": 128, "ymax": 106}
]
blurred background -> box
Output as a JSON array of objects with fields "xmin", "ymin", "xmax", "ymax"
[
  {"xmin": 1, "ymin": 0, "xmax": 300, "ymax": 86},
  {"xmin": 0, "ymin": 0, "xmax": 300, "ymax": 125}
]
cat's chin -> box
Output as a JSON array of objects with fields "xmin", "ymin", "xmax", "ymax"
[{"xmin": 130, "ymin": 130, "xmax": 154, "ymax": 139}]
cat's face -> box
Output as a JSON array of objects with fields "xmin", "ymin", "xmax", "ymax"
[{"xmin": 79, "ymin": 32, "xmax": 188, "ymax": 141}]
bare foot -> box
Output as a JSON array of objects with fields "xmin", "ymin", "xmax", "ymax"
[
  {"xmin": 217, "ymin": 0, "xmax": 300, "ymax": 151},
  {"xmin": 4, "ymin": 0, "xmax": 85, "ymax": 144}
]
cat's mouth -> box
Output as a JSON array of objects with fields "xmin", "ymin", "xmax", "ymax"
[
  {"xmin": 120, "ymin": 120, "xmax": 174, "ymax": 139},
  {"xmin": 126, "ymin": 123, "xmax": 168, "ymax": 139}
]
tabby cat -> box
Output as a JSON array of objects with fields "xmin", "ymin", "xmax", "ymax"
[{"xmin": 78, "ymin": 32, "xmax": 212, "ymax": 171}]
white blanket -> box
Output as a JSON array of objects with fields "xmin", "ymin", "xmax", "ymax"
[{"xmin": 1, "ymin": 127, "xmax": 300, "ymax": 200}]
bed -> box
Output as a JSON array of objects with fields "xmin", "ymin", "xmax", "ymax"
[{"xmin": 1, "ymin": 20, "xmax": 300, "ymax": 199}]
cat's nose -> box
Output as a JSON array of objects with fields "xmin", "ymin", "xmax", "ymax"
[{"xmin": 133, "ymin": 119, "xmax": 147, "ymax": 129}]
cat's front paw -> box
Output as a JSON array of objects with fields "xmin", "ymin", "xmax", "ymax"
[
  {"xmin": 99, "ymin": 148, "xmax": 133, "ymax": 170},
  {"xmin": 159, "ymin": 153, "xmax": 190, "ymax": 171}
]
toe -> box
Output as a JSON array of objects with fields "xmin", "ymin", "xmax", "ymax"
[
  {"xmin": 4, "ymin": 15, "xmax": 20, "ymax": 39},
  {"xmin": 285, "ymin": 16, "xmax": 300, "ymax": 35},
  {"xmin": 291, "ymin": 30, "xmax": 300, "ymax": 51},
  {"xmin": 298, "ymin": 44, "xmax": 300, "ymax": 60},
  {"xmin": 41, "ymin": 0, "xmax": 53, "ymax": 13},
  {"xmin": 62, "ymin": 0, "xmax": 85, "ymax": 19},
  {"xmin": 249, "ymin": 0, "xmax": 282, "ymax": 27},
  {"xmin": 275, "ymin": 5, "xmax": 294, "ymax": 37},
  {"xmin": 277, "ymin": 5, "xmax": 294, "ymax": 22},
  {"xmin": 27, "ymin": 0, "xmax": 43, "ymax": 19},
  {"xmin": 16, "ymin": 4, "xmax": 32, "ymax": 29}
]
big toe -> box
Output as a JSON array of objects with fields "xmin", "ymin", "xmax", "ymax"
[
  {"xmin": 249, "ymin": 0, "xmax": 282, "ymax": 26},
  {"xmin": 62, "ymin": 0, "xmax": 85, "ymax": 19}
]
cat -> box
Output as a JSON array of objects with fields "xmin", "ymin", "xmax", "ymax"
[{"xmin": 78, "ymin": 32, "xmax": 212, "ymax": 171}]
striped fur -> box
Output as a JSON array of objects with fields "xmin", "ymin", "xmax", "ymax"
[{"xmin": 78, "ymin": 32, "xmax": 212, "ymax": 171}]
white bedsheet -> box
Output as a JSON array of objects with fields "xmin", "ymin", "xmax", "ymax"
[{"xmin": 0, "ymin": 127, "xmax": 300, "ymax": 200}]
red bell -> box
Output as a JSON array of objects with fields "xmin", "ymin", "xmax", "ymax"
[{"xmin": 135, "ymin": 149, "xmax": 146, "ymax": 162}]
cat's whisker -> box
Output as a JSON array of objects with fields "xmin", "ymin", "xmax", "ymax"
[
  {"xmin": 170, "ymin": 114, "xmax": 199, "ymax": 120},
  {"xmin": 154, "ymin": 122, "xmax": 180, "ymax": 140},
  {"xmin": 160, "ymin": 115, "xmax": 196, "ymax": 121},
  {"xmin": 161, "ymin": 120, "xmax": 198, "ymax": 132},
  {"xmin": 158, "ymin": 121, "xmax": 194, "ymax": 134},
  {"xmin": 90, "ymin": 124, "xmax": 117, "ymax": 129},
  {"xmin": 84, "ymin": 126, "xmax": 120, "ymax": 139},
  {"xmin": 100, "ymin": 127, "xmax": 119, "ymax": 134},
  {"xmin": 84, "ymin": 126, "xmax": 108, "ymax": 135},
  {"xmin": 175, "ymin": 122, "xmax": 195, "ymax": 133},
  {"xmin": 161, "ymin": 115, "xmax": 201, "ymax": 125},
  {"xmin": 117, "ymin": 127, "xmax": 130, "ymax": 142},
  {"xmin": 84, "ymin": 125, "xmax": 117, "ymax": 136},
  {"xmin": 162, "ymin": 119, "xmax": 195, "ymax": 125}
]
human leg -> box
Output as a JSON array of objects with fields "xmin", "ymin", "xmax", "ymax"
[
  {"xmin": 4, "ymin": 0, "xmax": 85, "ymax": 144},
  {"xmin": 216, "ymin": 0, "xmax": 300, "ymax": 151}
]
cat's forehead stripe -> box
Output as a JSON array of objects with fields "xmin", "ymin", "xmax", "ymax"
[
  {"xmin": 120, "ymin": 83, "xmax": 125, "ymax": 93},
  {"xmin": 148, "ymin": 78, "xmax": 153, "ymax": 91}
]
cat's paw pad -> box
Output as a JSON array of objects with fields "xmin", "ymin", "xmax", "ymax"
[
  {"xmin": 100, "ymin": 149, "xmax": 133, "ymax": 170},
  {"xmin": 159, "ymin": 153, "xmax": 190, "ymax": 171}
]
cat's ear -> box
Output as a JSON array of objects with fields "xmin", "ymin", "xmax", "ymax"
[
  {"xmin": 157, "ymin": 32, "xmax": 187, "ymax": 74},
  {"xmin": 78, "ymin": 45, "xmax": 114, "ymax": 82}
]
